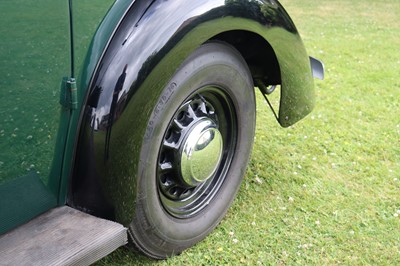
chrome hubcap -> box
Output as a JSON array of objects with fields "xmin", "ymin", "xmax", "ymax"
[
  {"xmin": 157, "ymin": 88, "xmax": 237, "ymax": 218},
  {"xmin": 180, "ymin": 120, "xmax": 223, "ymax": 187}
]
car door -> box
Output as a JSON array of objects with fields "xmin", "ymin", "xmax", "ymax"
[{"xmin": 0, "ymin": 0, "xmax": 71, "ymax": 234}]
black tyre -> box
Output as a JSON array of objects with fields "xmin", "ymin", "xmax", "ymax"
[{"xmin": 129, "ymin": 42, "xmax": 256, "ymax": 258}]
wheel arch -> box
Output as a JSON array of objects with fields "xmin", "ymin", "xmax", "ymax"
[
  {"xmin": 68, "ymin": 0, "xmax": 314, "ymax": 221},
  {"xmin": 211, "ymin": 30, "xmax": 281, "ymax": 86}
]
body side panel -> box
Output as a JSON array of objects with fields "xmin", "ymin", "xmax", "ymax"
[{"xmin": 0, "ymin": 0, "xmax": 70, "ymax": 234}]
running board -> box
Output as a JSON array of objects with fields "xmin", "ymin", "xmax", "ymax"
[{"xmin": 0, "ymin": 206, "xmax": 127, "ymax": 266}]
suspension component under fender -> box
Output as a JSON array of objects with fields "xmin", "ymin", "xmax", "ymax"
[{"xmin": 255, "ymin": 79, "xmax": 279, "ymax": 122}]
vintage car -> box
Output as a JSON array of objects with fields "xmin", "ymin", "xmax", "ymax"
[{"xmin": 0, "ymin": 0, "xmax": 323, "ymax": 264}]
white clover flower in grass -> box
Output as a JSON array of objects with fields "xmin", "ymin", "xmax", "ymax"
[
  {"xmin": 255, "ymin": 176, "xmax": 263, "ymax": 184},
  {"xmin": 315, "ymin": 220, "xmax": 320, "ymax": 225},
  {"xmin": 298, "ymin": 243, "xmax": 312, "ymax": 249},
  {"xmin": 394, "ymin": 213, "xmax": 399, "ymax": 217},
  {"xmin": 229, "ymin": 231, "xmax": 234, "ymax": 237},
  {"xmin": 288, "ymin": 197, "xmax": 294, "ymax": 202},
  {"xmin": 232, "ymin": 238, "xmax": 239, "ymax": 244},
  {"xmin": 397, "ymin": 210, "xmax": 400, "ymax": 214}
]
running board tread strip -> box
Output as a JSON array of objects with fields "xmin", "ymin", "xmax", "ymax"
[{"xmin": 0, "ymin": 206, "xmax": 127, "ymax": 266}]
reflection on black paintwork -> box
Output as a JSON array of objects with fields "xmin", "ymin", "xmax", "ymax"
[{"xmin": 105, "ymin": 65, "xmax": 128, "ymax": 160}]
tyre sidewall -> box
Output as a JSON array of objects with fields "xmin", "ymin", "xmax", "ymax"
[{"xmin": 130, "ymin": 42, "xmax": 255, "ymax": 257}]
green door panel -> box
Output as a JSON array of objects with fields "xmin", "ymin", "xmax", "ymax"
[{"xmin": 0, "ymin": 0, "xmax": 70, "ymax": 234}]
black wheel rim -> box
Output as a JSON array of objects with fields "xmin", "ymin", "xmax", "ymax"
[{"xmin": 157, "ymin": 86, "xmax": 237, "ymax": 218}]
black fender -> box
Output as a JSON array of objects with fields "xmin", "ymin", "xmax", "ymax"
[{"xmin": 69, "ymin": 0, "xmax": 315, "ymax": 222}]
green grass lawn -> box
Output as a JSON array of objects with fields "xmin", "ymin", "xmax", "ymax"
[{"xmin": 97, "ymin": 0, "xmax": 400, "ymax": 264}]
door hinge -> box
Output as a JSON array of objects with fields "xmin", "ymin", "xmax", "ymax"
[{"xmin": 60, "ymin": 77, "xmax": 77, "ymax": 110}]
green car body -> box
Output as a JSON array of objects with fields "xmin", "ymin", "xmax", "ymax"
[{"xmin": 0, "ymin": 0, "xmax": 322, "ymax": 259}]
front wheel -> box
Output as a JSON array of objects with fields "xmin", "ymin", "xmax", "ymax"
[{"xmin": 129, "ymin": 42, "xmax": 256, "ymax": 258}]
